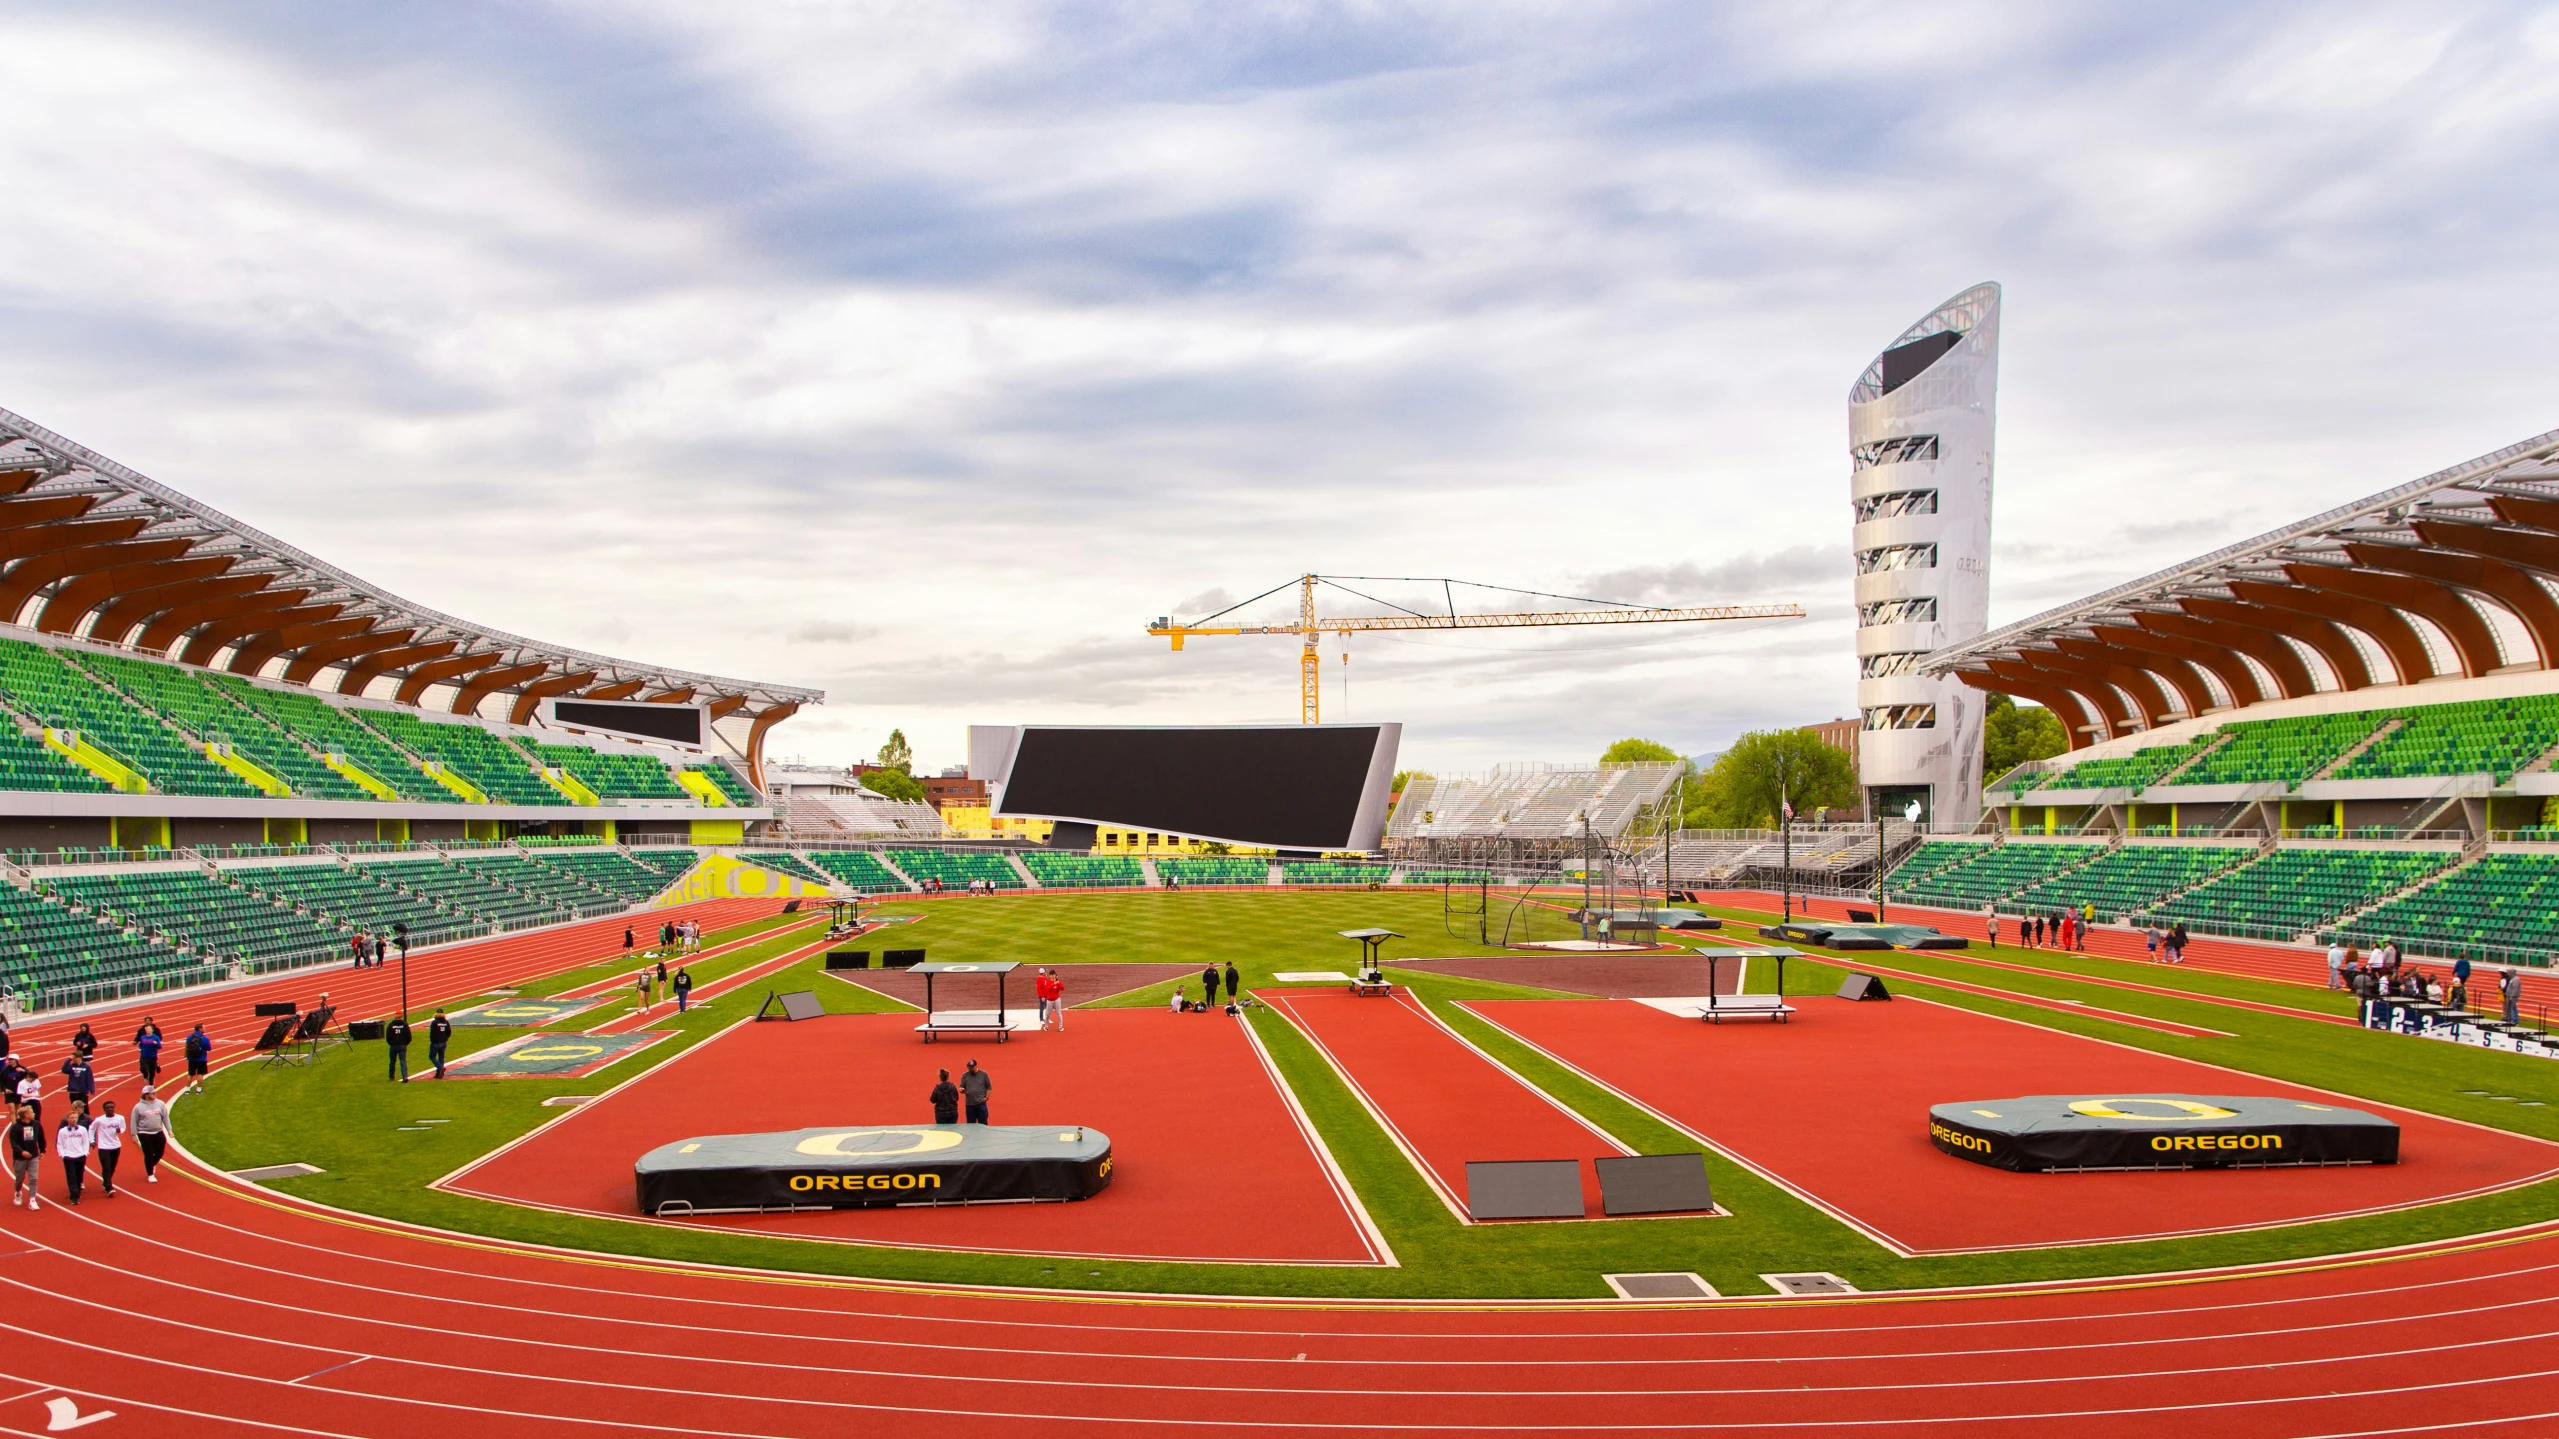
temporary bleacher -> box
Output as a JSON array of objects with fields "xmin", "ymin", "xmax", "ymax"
[
  {"xmin": 1156, "ymin": 856, "xmax": 1270, "ymax": 886},
  {"xmin": 1891, "ymin": 844, "xmax": 2100, "ymax": 908},
  {"xmin": 2145, "ymin": 847, "xmax": 2458, "ymax": 940},
  {"xmin": 2338, "ymin": 852, "xmax": 2559, "ymax": 963},
  {"xmin": 802, "ymin": 850, "xmax": 909, "ymax": 892},
  {"xmin": 2005, "ymin": 845, "xmax": 2253, "ymax": 918},
  {"xmin": 44, "ymin": 867, "xmax": 342, "ymax": 968},
  {"xmin": 0, "ymin": 638, "xmax": 260, "ymax": 798},
  {"xmin": 1017, "ymin": 853, "xmax": 1144, "ymax": 888},
  {"xmin": 229, "ymin": 860, "xmax": 482, "ymax": 949},
  {"xmin": 519, "ymin": 739, "xmax": 688, "ymax": 800},
  {"xmin": 74, "ymin": 652, "xmax": 372, "ymax": 802},
  {"xmin": 1282, "ymin": 860, "xmax": 1394, "ymax": 885},
  {"xmin": 1387, "ymin": 763, "xmax": 1682, "ymax": 841},
  {"xmin": 352, "ymin": 710, "xmax": 569, "ymax": 807},
  {"xmin": 888, "ymin": 849, "xmax": 1025, "ymax": 890}
]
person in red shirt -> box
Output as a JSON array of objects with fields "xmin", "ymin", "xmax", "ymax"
[{"xmin": 1035, "ymin": 968, "xmax": 1065, "ymax": 1031}]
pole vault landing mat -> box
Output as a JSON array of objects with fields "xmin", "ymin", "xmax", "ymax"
[
  {"xmin": 443, "ymin": 1031, "xmax": 674, "ymax": 1079},
  {"xmin": 637, "ymin": 1124, "xmax": 1111, "ymax": 1214},
  {"xmin": 1930, "ymin": 1095, "xmax": 2399, "ymax": 1172},
  {"xmin": 1461, "ymin": 995, "xmax": 2559, "ymax": 1255},
  {"xmin": 442, "ymin": 1008, "xmax": 1387, "ymax": 1265},
  {"xmin": 443, "ymin": 995, "xmax": 608, "ymax": 1027}
]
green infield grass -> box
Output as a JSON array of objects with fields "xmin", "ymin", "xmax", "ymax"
[{"xmin": 171, "ymin": 888, "xmax": 2559, "ymax": 1300}]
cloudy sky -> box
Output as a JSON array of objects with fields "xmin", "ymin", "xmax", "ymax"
[{"xmin": 1, "ymin": 2, "xmax": 2553, "ymax": 776}]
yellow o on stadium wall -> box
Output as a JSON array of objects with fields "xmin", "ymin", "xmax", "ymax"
[{"xmin": 649, "ymin": 852, "xmax": 832, "ymax": 908}]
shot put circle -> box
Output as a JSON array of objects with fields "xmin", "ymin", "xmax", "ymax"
[{"xmin": 795, "ymin": 1129, "xmax": 967, "ymax": 1157}]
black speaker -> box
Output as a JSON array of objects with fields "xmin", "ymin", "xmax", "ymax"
[
  {"xmin": 347, "ymin": 1020, "xmax": 384, "ymax": 1040},
  {"xmin": 1837, "ymin": 972, "xmax": 1892, "ymax": 1001},
  {"xmin": 253, "ymin": 1002, "xmax": 298, "ymax": 1017},
  {"xmin": 824, "ymin": 950, "xmax": 871, "ymax": 970},
  {"xmin": 883, "ymin": 949, "xmax": 926, "ymax": 968},
  {"xmin": 782, "ymin": 900, "xmax": 802, "ymax": 913}
]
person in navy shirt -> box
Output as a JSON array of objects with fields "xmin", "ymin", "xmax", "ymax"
[{"xmin": 58, "ymin": 1055, "xmax": 94, "ymax": 1112}]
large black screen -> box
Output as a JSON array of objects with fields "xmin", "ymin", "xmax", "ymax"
[
  {"xmin": 995, "ymin": 726, "xmax": 1393, "ymax": 850},
  {"xmin": 553, "ymin": 700, "xmax": 704, "ymax": 746}
]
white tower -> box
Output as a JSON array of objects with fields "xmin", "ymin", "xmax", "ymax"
[{"xmin": 1848, "ymin": 282, "xmax": 2000, "ymax": 831}]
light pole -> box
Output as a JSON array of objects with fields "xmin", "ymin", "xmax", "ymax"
[
  {"xmin": 395, "ymin": 921, "xmax": 411, "ymax": 1019},
  {"xmin": 1875, "ymin": 815, "xmax": 1888, "ymax": 922}
]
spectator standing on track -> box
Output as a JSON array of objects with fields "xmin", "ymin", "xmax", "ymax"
[
  {"xmin": 672, "ymin": 967, "xmax": 693, "ymax": 1013},
  {"xmin": 384, "ymin": 1014, "xmax": 412, "ymax": 1083},
  {"xmin": 53, "ymin": 1110, "xmax": 86, "ymax": 1206},
  {"xmin": 959, "ymin": 1058, "xmax": 991, "ymax": 1124},
  {"xmin": 929, "ymin": 1068, "xmax": 960, "ymax": 1124},
  {"xmin": 1201, "ymin": 963, "xmax": 1221, "ymax": 1007},
  {"xmin": 2027, "ymin": 914, "xmax": 2041, "ymax": 948},
  {"xmin": 134, "ymin": 1016, "xmax": 163, "ymax": 1088},
  {"xmin": 13, "ymin": 1065, "xmax": 37, "ymax": 1127},
  {"xmin": 624, "ymin": 926, "xmax": 635, "ymax": 956},
  {"xmin": 427, "ymin": 1010, "xmax": 452, "ymax": 1079},
  {"xmin": 1985, "ymin": 910, "xmax": 1998, "ymax": 949},
  {"xmin": 2502, "ymin": 968, "xmax": 2522, "ymax": 1027},
  {"xmin": 634, "ymin": 968, "xmax": 653, "ymax": 1010},
  {"xmin": 1034, "ymin": 968, "xmax": 1059, "ymax": 1030},
  {"xmin": 2168, "ymin": 924, "xmax": 2188, "ymax": 965},
  {"xmin": 89, "ymin": 1100, "xmax": 123, "ymax": 1197},
  {"xmin": 2455, "ymin": 954, "xmax": 2474, "ymax": 996},
  {"xmin": 70, "ymin": 1024, "xmax": 95, "ymax": 1061},
  {"xmin": 130, "ymin": 1087, "xmax": 167, "ymax": 1183},
  {"xmin": 7, "ymin": 1104, "xmax": 41, "ymax": 1209},
  {"xmin": 655, "ymin": 957, "xmax": 669, "ymax": 1001},
  {"xmin": 2327, "ymin": 939, "xmax": 2347, "ymax": 990},
  {"xmin": 2080, "ymin": 903, "xmax": 2094, "ymax": 950},
  {"xmin": 1223, "ymin": 963, "xmax": 1241, "ymax": 1007},
  {"xmin": 58, "ymin": 1054, "xmax": 92, "ymax": 1115}
]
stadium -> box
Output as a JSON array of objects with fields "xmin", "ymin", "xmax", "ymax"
[{"xmin": 0, "ymin": 257, "xmax": 2550, "ymax": 1436}]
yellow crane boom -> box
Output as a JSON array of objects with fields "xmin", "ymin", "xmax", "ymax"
[{"xmin": 1148, "ymin": 574, "xmax": 1806, "ymax": 723}]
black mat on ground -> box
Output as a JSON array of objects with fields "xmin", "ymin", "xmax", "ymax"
[
  {"xmin": 1929, "ymin": 1094, "xmax": 2400, "ymax": 1173},
  {"xmin": 1465, "ymin": 1158, "xmax": 1583, "ymax": 1220},
  {"xmin": 1595, "ymin": 1153, "xmax": 1715, "ymax": 1216},
  {"xmin": 636, "ymin": 1124, "xmax": 1113, "ymax": 1214}
]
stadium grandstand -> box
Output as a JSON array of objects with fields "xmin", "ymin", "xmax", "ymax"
[
  {"xmin": 0, "ymin": 407, "xmax": 828, "ymax": 1008},
  {"xmin": 1386, "ymin": 761, "xmax": 1681, "ymax": 863},
  {"xmin": 1879, "ymin": 426, "xmax": 2559, "ymax": 965}
]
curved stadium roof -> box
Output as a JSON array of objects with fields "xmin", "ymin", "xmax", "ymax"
[
  {"xmin": 0, "ymin": 405, "xmax": 819, "ymax": 745},
  {"xmin": 1921, "ymin": 426, "xmax": 2559, "ymax": 749}
]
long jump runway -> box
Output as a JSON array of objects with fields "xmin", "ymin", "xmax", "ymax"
[
  {"xmin": 1263, "ymin": 990, "xmax": 1633, "ymax": 1219},
  {"xmin": 447, "ymin": 1008, "xmax": 1389, "ymax": 1265},
  {"xmin": 1463, "ymin": 995, "xmax": 2559, "ymax": 1255}
]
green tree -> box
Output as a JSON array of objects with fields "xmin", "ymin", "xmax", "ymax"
[
  {"xmin": 859, "ymin": 767, "xmax": 927, "ymax": 804},
  {"xmin": 1682, "ymin": 729, "xmax": 1856, "ymax": 829},
  {"xmin": 1981, "ymin": 693, "xmax": 2068, "ymax": 781},
  {"xmin": 1391, "ymin": 769, "xmax": 1435, "ymax": 792},
  {"xmin": 876, "ymin": 729, "xmax": 913, "ymax": 774},
  {"xmin": 1600, "ymin": 738, "xmax": 1682, "ymax": 765}
]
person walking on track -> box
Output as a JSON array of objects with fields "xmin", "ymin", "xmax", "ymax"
[
  {"xmin": 625, "ymin": 926, "xmax": 635, "ymax": 956},
  {"xmin": 53, "ymin": 1110, "xmax": 87, "ymax": 1206},
  {"xmin": 1035, "ymin": 968, "xmax": 1061, "ymax": 1030},
  {"xmin": 673, "ymin": 966, "xmax": 693, "ymax": 1013},
  {"xmin": 134, "ymin": 1017, "xmax": 163, "ymax": 1088},
  {"xmin": 184, "ymin": 1024, "xmax": 212, "ymax": 1094},
  {"xmin": 131, "ymin": 1086, "xmax": 168, "ymax": 1183},
  {"xmin": 655, "ymin": 957, "xmax": 669, "ymax": 1003},
  {"xmin": 89, "ymin": 1100, "xmax": 123, "ymax": 1197},
  {"xmin": 384, "ymin": 1013, "xmax": 413, "ymax": 1083},
  {"xmin": 960, "ymin": 1058, "xmax": 992, "ymax": 1124},
  {"xmin": 427, "ymin": 1010, "xmax": 452, "ymax": 1079},
  {"xmin": 59, "ymin": 1052, "xmax": 94, "ymax": 1116},
  {"xmin": 14, "ymin": 1065, "xmax": 38, "ymax": 1129},
  {"xmin": 930, "ymin": 1068, "xmax": 960, "ymax": 1125},
  {"xmin": 70, "ymin": 1024, "xmax": 95, "ymax": 1061},
  {"xmin": 7, "ymin": 1104, "xmax": 40, "ymax": 1209}
]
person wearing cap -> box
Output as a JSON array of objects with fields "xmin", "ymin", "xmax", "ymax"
[
  {"xmin": 88, "ymin": 1099, "xmax": 124, "ymax": 1197},
  {"xmin": 1035, "ymin": 968, "xmax": 1062, "ymax": 1031},
  {"xmin": 427, "ymin": 1009, "xmax": 452, "ymax": 1079},
  {"xmin": 58, "ymin": 1053, "xmax": 94, "ymax": 1114},
  {"xmin": 960, "ymin": 1058, "xmax": 991, "ymax": 1124},
  {"xmin": 6, "ymin": 1104, "xmax": 41, "ymax": 1209},
  {"xmin": 129, "ymin": 1086, "xmax": 169, "ymax": 1183},
  {"xmin": 53, "ymin": 1109, "xmax": 88, "ymax": 1206}
]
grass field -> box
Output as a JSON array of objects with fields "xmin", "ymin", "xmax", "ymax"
[{"xmin": 172, "ymin": 888, "xmax": 2559, "ymax": 1300}]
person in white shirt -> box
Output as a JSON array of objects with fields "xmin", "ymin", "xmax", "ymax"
[
  {"xmin": 1168, "ymin": 984, "xmax": 1187, "ymax": 1014},
  {"xmin": 53, "ymin": 1112, "xmax": 89, "ymax": 1206},
  {"xmin": 88, "ymin": 1100, "xmax": 125, "ymax": 1198},
  {"xmin": 129, "ymin": 1087, "xmax": 169, "ymax": 1183},
  {"xmin": 13, "ymin": 1069, "xmax": 38, "ymax": 1128}
]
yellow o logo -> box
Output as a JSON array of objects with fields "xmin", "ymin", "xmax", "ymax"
[
  {"xmin": 2069, "ymin": 1098, "xmax": 2238, "ymax": 1121},
  {"xmin": 514, "ymin": 1044, "xmax": 604, "ymax": 1062},
  {"xmin": 794, "ymin": 1129, "xmax": 965, "ymax": 1157}
]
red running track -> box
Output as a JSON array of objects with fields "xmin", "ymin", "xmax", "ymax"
[
  {"xmin": 1464, "ymin": 994, "xmax": 2559, "ymax": 1255},
  {"xmin": 446, "ymin": 1007, "xmax": 1390, "ymax": 1266},
  {"xmin": 0, "ymin": 897, "xmax": 2550, "ymax": 1430},
  {"xmin": 1263, "ymin": 989, "xmax": 1632, "ymax": 1219}
]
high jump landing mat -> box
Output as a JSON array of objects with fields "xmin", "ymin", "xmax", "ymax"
[
  {"xmin": 1461, "ymin": 996, "xmax": 2559, "ymax": 1255},
  {"xmin": 442, "ymin": 1008, "xmax": 1387, "ymax": 1265}
]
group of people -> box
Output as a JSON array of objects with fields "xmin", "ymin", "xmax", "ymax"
[
  {"xmin": 0, "ymin": 1016, "xmax": 180, "ymax": 1209},
  {"xmin": 631, "ymin": 959, "xmax": 696, "ymax": 1013},
  {"xmin": 928, "ymin": 1058, "xmax": 993, "ymax": 1123},
  {"xmin": 1984, "ymin": 903, "xmax": 2115, "ymax": 954},
  {"xmin": 629, "ymin": 920, "xmax": 703, "ymax": 956},
  {"xmin": 1169, "ymin": 961, "xmax": 1244, "ymax": 1014},
  {"xmin": 380, "ymin": 1009, "xmax": 454, "ymax": 1081},
  {"xmin": 347, "ymin": 931, "xmax": 401, "ymax": 968},
  {"xmin": 2330, "ymin": 939, "xmax": 2525, "ymax": 1025},
  {"xmin": 1033, "ymin": 968, "xmax": 1066, "ymax": 1030}
]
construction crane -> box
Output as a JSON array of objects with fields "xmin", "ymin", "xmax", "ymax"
[{"xmin": 1148, "ymin": 574, "xmax": 1806, "ymax": 723}]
